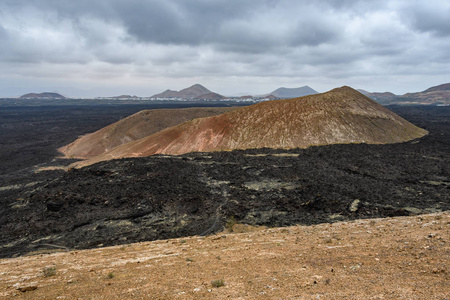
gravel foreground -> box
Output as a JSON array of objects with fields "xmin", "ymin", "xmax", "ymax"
[{"xmin": 1, "ymin": 211, "xmax": 448, "ymax": 299}]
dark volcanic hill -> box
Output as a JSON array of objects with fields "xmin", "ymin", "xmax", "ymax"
[
  {"xmin": 75, "ymin": 86, "xmax": 427, "ymax": 168},
  {"xmin": 19, "ymin": 92, "xmax": 66, "ymax": 99},
  {"xmin": 269, "ymin": 86, "xmax": 318, "ymax": 98},
  {"xmin": 151, "ymin": 84, "xmax": 212, "ymax": 98},
  {"xmin": 59, "ymin": 107, "xmax": 237, "ymax": 159}
]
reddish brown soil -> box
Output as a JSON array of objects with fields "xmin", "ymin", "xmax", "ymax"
[
  {"xmin": 59, "ymin": 107, "xmax": 236, "ymax": 159},
  {"xmin": 1, "ymin": 212, "xmax": 448, "ymax": 299}
]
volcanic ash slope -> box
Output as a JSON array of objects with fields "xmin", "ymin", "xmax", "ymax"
[
  {"xmin": 59, "ymin": 107, "xmax": 237, "ymax": 159},
  {"xmin": 76, "ymin": 86, "xmax": 428, "ymax": 167}
]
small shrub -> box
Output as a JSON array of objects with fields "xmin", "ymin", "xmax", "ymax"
[
  {"xmin": 211, "ymin": 279, "xmax": 225, "ymax": 288},
  {"xmin": 226, "ymin": 216, "xmax": 236, "ymax": 232},
  {"xmin": 107, "ymin": 272, "xmax": 115, "ymax": 279},
  {"xmin": 43, "ymin": 267, "xmax": 56, "ymax": 277},
  {"xmin": 186, "ymin": 258, "xmax": 194, "ymax": 262}
]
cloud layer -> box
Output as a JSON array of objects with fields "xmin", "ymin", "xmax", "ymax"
[{"xmin": 1, "ymin": 0, "xmax": 449, "ymax": 96}]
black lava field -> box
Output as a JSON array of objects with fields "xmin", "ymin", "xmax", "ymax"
[{"xmin": 0, "ymin": 104, "xmax": 449, "ymax": 258}]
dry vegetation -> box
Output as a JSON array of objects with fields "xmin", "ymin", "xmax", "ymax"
[{"xmin": 1, "ymin": 212, "xmax": 448, "ymax": 299}]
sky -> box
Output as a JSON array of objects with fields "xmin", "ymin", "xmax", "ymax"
[{"xmin": 0, "ymin": 0, "xmax": 449, "ymax": 98}]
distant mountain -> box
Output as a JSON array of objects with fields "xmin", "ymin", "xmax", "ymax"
[
  {"xmin": 194, "ymin": 92, "xmax": 226, "ymax": 100},
  {"xmin": 238, "ymin": 95, "xmax": 253, "ymax": 99},
  {"xmin": 112, "ymin": 95, "xmax": 138, "ymax": 99},
  {"xmin": 357, "ymin": 90, "xmax": 398, "ymax": 103},
  {"xmin": 151, "ymin": 84, "xmax": 212, "ymax": 98},
  {"xmin": 362, "ymin": 83, "xmax": 450, "ymax": 105},
  {"xmin": 73, "ymin": 86, "xmax": 427, "ymax": 167},
  {"xmin": 19, "ymin": 92, "xmax": 66, "ymax": 99},
  {"xmin": 151, "ymin": 90, "xmax": 179, "ymax": 98},
  {"xmin": 422, "ymin": 83, "xmax": 450, "ymax": 93},
  {"xmin": 268, "ymin": 86, "xmax": 318, "ymax": 98}
]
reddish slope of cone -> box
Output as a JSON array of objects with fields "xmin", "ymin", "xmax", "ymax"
[
  {"xmin": 59, "ymin": 107, "xmax": 237, "ymax": 159},
  {"xmin": 75, "ymin": 87, "xmax": 428, "ymax": 167}
]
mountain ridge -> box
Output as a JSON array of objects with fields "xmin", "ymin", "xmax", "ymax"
[{"xmin": 361, "ymin": 82, "xmax": 450, "ymax": 105}]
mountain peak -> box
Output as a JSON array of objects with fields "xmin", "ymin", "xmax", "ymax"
[
  {"xmin": 151, "ymin": 84, "xmax": 212, "ymax": 98},
  {"xmin": 269, "ymin": 86, "xmax": 318, "ymax": 98}
]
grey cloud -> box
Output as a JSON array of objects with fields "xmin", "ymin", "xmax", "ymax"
[
  {"xmin": 0, "ymin": 0, "xmax": 449, "ymax": 97},
  {"xmin": 289, "ymin": 19, "xmax": 339, "ymax": 47},
  {"xmin": 401, "ymin": 2, "xmax": 450, "ymax": 37},
  {"xmin": 0, "ymin": 0, "xmax": 347, "ymax": 58}
]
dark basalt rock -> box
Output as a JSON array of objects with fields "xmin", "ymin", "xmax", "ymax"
[{"xmin": 0, "ymin": 106, "xmax": 448, "ymax": 258}]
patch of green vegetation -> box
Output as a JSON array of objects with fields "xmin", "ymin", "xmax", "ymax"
[
  {"xmin": 42, "ymin": 267, "xmax": 56, "ymax": 277},
  {"xmin": 107, "ymin": 272, "xmax": 115, "ymax": 279},
  {"xmin": 225, "ymin": 216, "xmax": 237, "ymax": 232},
  {"xmin": 211, "ymin": 279, "xmax": 225, "ymax": 288}
]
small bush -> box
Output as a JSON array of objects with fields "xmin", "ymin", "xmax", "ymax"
[
  {"xmin": 43, "ymin": 267, "xmax": 56, "ymax": 277},
  {"xmin": 186, "ymin": 258, "xmax": 194, "ymax": 262},
  {"xmin": 226, "ymin": 216, "xmax": 236, "ymax": 232},
  {"xmin": 107, "ymin": 272, "xmax": 115, "ymax": 279},
  {"xmin": 211, "ymin": 279, "xmax": 225, "ymax": 288}
]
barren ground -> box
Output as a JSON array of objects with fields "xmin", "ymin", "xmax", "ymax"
[{"xmin": 1, "ymin": 212, "xmax": 448, "ymax": 299}]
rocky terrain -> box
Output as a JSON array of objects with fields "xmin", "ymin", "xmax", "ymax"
[
  {"xmin": 70, "ymin": 87, "xmax": 428, "ymax": 168},
  {"xmin": 1, "ymin": 103, "xmax": 448, "ymax": 258},
  {"xmin": 0, "ymin": 212, "xmax": 448, "ymax": 299},
  {"xmin": 0, "ymin": 101, "xmax": 448, "ymax": 298}
]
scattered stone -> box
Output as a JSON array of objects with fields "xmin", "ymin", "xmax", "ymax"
[
  {"xmin": 17, "ymin": 285, "xmax": 38, "ymax": 292},
  {"xmin": 431, "ymin": 267, "xmax": 446, "ymax": 274}
]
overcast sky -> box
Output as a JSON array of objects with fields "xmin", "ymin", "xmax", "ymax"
[{"xmin": 1, "ymin": 0, "xmax": 449, "ymax": 97}]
